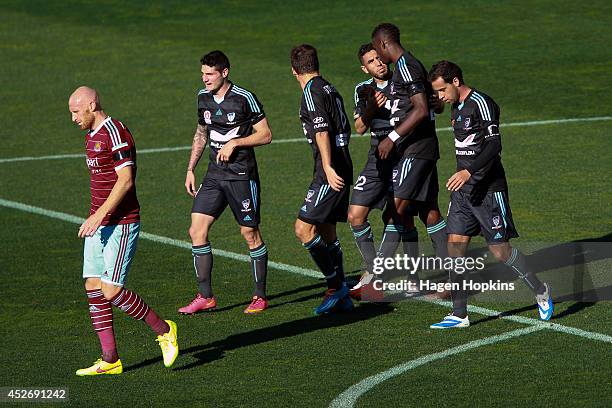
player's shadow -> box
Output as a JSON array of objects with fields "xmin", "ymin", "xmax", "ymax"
[
  {"xmin": 463, "ymin": 233, "xmax": 612, "ymax": 326},
  {"xmin": 208, "ymin": 281, "xmax": 327, "ymax": 313},
  {"xmin": 124, "ymin": 302, "xmax": 394, "ymax": 372}
]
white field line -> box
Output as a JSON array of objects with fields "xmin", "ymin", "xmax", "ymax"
[
  {"xmin": 1, "ymin": 197, "xmax": 611, "ymax": 345},
  {"xmin": 329, "ymin": 325, "xmax": 547, "ymax": 408},
  {"xmin": 1, "ymin": 116, "xmax": 610, "ymax": 164}
]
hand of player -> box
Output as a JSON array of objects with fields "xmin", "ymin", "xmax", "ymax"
[
  {"xmin": 446, "ymin": 169, "xmax": 471, "ymax": 191},
  {"xmin": 78, "ymin": 211, "xmax": 105, "ymax": 238},
  {"xmin": 373, "ymin": 90, "xmax": 387, "ymax": 108},
  {"xmin": 324, "ymin": 166, "xmax": 345, "ymax": 191},
  {"xmin": 185, "ymin": 170, "xmax": 197, "ymax": 197},
  {"xmin": 377, "ymin": 137, "xmax": 395, "ymax": 160},
  {"xmin": 216, "ymin": 140, "xmax": 237, "ymax": 163}
]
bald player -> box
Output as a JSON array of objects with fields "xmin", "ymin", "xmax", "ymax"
[{"xmin": 69, "ymin": 86, "xmax": 178, "ymax": 375}]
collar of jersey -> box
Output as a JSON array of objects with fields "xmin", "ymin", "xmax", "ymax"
[{"xmin": 89, "ymin": 116, "xmax": 111, "ymax": 137}]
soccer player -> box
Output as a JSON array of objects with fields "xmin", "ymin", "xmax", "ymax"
[
  {"xmin": 290, "ymin": 44, "xmax": 354, "ymax": 315},
  {"xmin": 428, "ymin": 60, "xmax": 553, "ymax": 328},
  {"xmin": 371, "ymin": 23, "xmax": 448, "ymax": 267},
  {"xmin": 180, "ymin": 50, "xmax": 272, "ymax": 315},
  {"xmin": 69, "ymin": 86, "xmax": 178, "ymax": 376},
  {"xmin": 348, "ymin": 43, "xmax": 419, "ymax": 298}
]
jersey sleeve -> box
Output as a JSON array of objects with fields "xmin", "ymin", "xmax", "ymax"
[
  {"xmin": 248, "ymin": 92, "xmax": 265, "ymax": 125},
  {"xmin": 396, "ymin": 58, "xmax": 426, "ymax": 98},
  {"xmin": 353, "ymin": 84, "xmax": 368, "ymax": 119},
  {"xmin": 473, "ymin": 96, "xmax": 501, "ymax": 142},
  {"xmin": 305, "ymin": 85, "xmax": 331, "ymax": 133},
  {"xmin": 108, "ymin": 121, "xmax": 135, "ymax": 171},
  {"xmin": 197, "ymin": 91, "xmax": 207, "ymax": 126}
]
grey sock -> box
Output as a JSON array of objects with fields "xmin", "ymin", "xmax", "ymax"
[
  {"xmin": 327, "ymin": 239, "xmax": 346, "ymax": 284},
  {"xmin": 427, "ymin": 219, "xmax": 448, "ymax": 258},
  {"xmin": 351, "ymin": 223, "xmax": 377, "ymax": 273},
  {"xmin": 304, "ymin": 235, "xmax": 340, "ymax": 290},
  {"xmin": 192, "ymin": 244, "xmax": 213, "ymax": 298},
  {"xmin": 249, "ymin": 243, "xmax": 268, "ymax": 298},
  {"xmin": 505, "ymin": 248, "xmax": 545, "ymax": 295}
]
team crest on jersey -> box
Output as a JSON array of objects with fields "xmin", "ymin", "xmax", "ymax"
[
  {"xmin": 227, "ymin": 112, "xmax": 236, "ymax": 122},
  {"xmin": 241, "ymin": 199, "xmax": 251, "ymax": 212},
  {"xmin": 464, "ymin": 117, "xmax": 471, "ymax": 130},
  {"xmin": 492, "ymin": 216, "xmax": 502, "ymax": 230},
  {"xmin": 94, "ymin": 142, "xmax": 102, "ymax": 152},
  {"xmin": 203, "ymin": 110, "xmax": 212, "ymax": 124},
  {"xmin": 305, "ymin": 190, "xmax": 315, "ymax": 202}
]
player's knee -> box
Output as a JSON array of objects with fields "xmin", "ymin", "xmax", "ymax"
[
  {"xmin": 101, "ymin": 284, "xmax": 121, "ymax": 301},
  {"xmin": 294, "ymin": 220, "xmax": 312, "ymax": 242},
  {"xmin": 240, "ymin": 227, "xmax": 259, "ymax": 246},
  {"xmin": 347, "ymin": 211, "xmax": 363, "ymax": 226},
  {"xmin": 84, "ymin": 278, "xmax": 101, "ymax": 291},
  {"xmin": 489, "ymin": 244, "xmax": 511, "ymax": 262},
  {"xmin": 189, "ymin": 225, "xmax": 207, "ymax": 243}
]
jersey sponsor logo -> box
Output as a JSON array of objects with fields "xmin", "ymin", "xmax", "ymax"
[
  {"xmin": 86, "ymin": 157, "xmax": 99, "ymax": 167},
  {"xmin": 305, "ymin": 190, "xmax": 315, "ymax": 202},
  {"xmin": 492, "ymin": 216, "xmax": 502, "ymax": 230},
  {"xmin": 241, "ymin": 199, "xmax": 251, "ymax": 212},
  {"xmin": 313, "ymin": 121, "xmax": 328, "ymax": 129},
  {"xmin": 203, "ymin": 110, "xmax": 212, "ymax": 124},
  {"xmin": 456, "ymin": 150, "xmax": 476, "ymax": 156},
  {"xmin": 227, "ymin": 112, "xmax": 236, "ymax": 122},
  {"xmin": 313, "ymin": 116, "xmax": 324, "ymax": 124},
  {"xmin": 455, "ymin": 134, "xmax": 477, "ymax": 148}
]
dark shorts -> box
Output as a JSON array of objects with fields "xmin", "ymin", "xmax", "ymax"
[
  {"xmin": 192, "ymin": 177, "xmax": 260, "ymax": 227},
  {"xmin": 350, "ymin": 159, "xmax": 393, "ymax": 210},
  {"xmin": 298, "ymin": 181, "xmax": 350, "ymax": 224},
  {"xmin": 392, "ymin": 156, "xmax": 439, "ymax": 203},
  {"xmin": 446, "ymin": 190, "xmax": 519, "ymax": 244}
]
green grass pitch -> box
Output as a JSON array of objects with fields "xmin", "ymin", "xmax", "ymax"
[{"xmin": 1, "ymin": 1, "xmax": 611, "ymax": 407}]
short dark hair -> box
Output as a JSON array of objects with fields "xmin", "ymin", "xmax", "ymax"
[
  {"xmin": 357, "ymin": 43, "xmax": 374, "ymax": 63},
  {"xmin": 371, "ymin": 23, "xmax": 400, "ymax": 44},
  {"xmin": 290, "ymin": 44, "xmax": 319, "ymax": 74},
  {"xmin": 428, "ymin": 60, "xmax": 464, "ymax": 85},
  {"xmin": 200, "ymin": 50, "xmax": 230, "ymax": 72}
]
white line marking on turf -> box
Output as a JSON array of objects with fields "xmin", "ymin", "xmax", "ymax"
[
  {"xmin": 1, "ymin": 116, "xmax": 611, "ymax": 164},
  {"xmin": 329, "ymin": 325, "xmax": 546, "ymax": 408},
  {"xmin": 1, "ymin": 197, "xmax": 611, "ymax": 345},
  {"xmin": 0, "ymin": 198, "xmax": 319, "ymax": 279}
]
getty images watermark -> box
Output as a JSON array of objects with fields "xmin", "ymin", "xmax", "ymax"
[{"xmin": 371, "ymin": 254, "xmax": 517, "ymax": 293}]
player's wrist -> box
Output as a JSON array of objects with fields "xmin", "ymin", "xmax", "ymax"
[{"xmin": 388, "ymin": 130, "xmax": 401, "ymax": 143}]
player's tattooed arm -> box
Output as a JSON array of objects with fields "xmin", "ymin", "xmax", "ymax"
[
  {"xmin": 187, "ymin": 124, "xmax": 208, "ymax": 171},
  {"xmin": 185, "ymin": 124, "xmax": 208, "ymax": 197}
]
